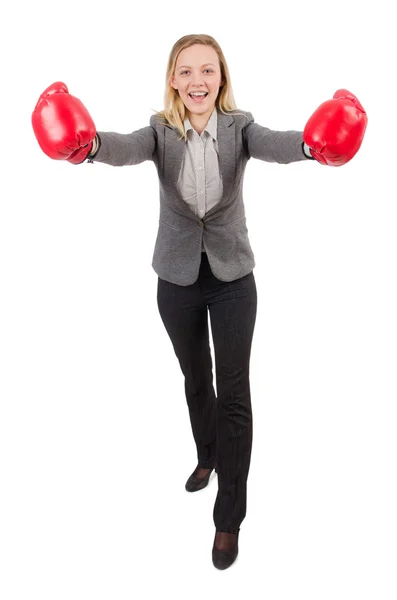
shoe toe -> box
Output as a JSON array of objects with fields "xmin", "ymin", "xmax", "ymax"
[
  {"xmin": 212, "ymin": 530, "xmax": 239, "ymax": 569},
  {"xmin": 185, "ymin": 465, "xmax": 216, "ymax": 492},
  {"xmin": 212, "ymin": 546, "xmax": 238, "ymax": 569}
]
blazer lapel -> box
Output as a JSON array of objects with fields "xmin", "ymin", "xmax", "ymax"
[{"xmin": 207, "ymin": 110, "xmax": 236, "ymax": 218}]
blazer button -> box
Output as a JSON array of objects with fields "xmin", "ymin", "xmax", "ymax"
[{"xmin": 198, "ymin": 221, "xmax": 204, "ymax": 228}]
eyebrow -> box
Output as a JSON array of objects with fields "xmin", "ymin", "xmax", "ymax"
[{"xmin": 177, "ymin": 63, "xmax": 216, "ymax": 69}]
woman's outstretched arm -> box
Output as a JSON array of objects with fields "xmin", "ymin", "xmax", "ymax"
[{"xmin": 88, "ymin": 117, "xmax": 157, "ymax": 166}]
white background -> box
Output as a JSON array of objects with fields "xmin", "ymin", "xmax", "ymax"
[{"xmin": 1, "ymin": 0, "xmax": 396, "ymax": 598}]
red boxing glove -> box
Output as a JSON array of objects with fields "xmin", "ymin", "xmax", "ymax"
[
  {"xmin": 303, "ymin": 89, "xmax": 368, "ymax": 166},
  {"xmin": 32, "ymin": 82, "xmax": 96, "ymax": 164}
]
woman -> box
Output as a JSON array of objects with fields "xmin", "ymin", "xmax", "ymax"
[{"xmin": 32, "ymin": 33, "xmax": 367, "ymax": 570}]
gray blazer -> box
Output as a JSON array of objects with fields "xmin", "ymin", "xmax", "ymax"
[{"xmin": 92, "ymin": 108, "xmax": 310, "ymax": 286}]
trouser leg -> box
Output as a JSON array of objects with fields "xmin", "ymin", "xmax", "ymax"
[
  {"xmin": 207, "ymin": 269, "xmax": 257, "ymax": 532},
  {"xmin": 156, "ymin": 276, "xmax": 217, "ymax": 468}
]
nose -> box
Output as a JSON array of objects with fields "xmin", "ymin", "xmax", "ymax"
[{"xmin": 190, "ymin": 71, "xmax": 205, "ymax": 86}]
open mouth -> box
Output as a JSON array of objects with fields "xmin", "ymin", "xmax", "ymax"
[{"xmin": 188, "ymin": 93, "xmax": 208, "ymax": 103}]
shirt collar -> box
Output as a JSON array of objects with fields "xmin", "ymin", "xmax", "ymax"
[{"xmin": 183, "ymin": 106, "xmax": 218, "ymax": 141}]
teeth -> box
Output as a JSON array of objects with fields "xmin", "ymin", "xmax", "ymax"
[{"xmin": 190, "ymin": 92, "xmax": 207, "ymax": 96}]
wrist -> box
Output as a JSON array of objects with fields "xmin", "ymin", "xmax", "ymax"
[
  {"xmin": 87, "ymin": 133, "xmax": 101, "ymax": 161},
  {"xmin": 302, "ymin": 141, "xmax": 315, "ymax": 159},
  {"xmin": 89, "ymin": 135, "xmax": 98, "ymax": 157}
]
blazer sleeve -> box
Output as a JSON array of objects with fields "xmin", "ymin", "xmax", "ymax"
[
  {"xmin": 89, "ymin": 114, "xmax": 157, "ymax": 166},
  {"xmin": 243, "ymin": 111, "xmax": 309, "ymax": 164}
]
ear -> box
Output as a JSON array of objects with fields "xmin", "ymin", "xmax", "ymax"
[{"xmin": 170, "ymin": 76, "xmax": 177, "ymax": 89}]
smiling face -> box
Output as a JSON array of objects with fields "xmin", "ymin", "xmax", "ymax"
[{"xmin": 170, "ymin": 44, "xmax": 224, "ymax": 123}]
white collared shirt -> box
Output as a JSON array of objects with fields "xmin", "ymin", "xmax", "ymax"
[{"xmin": 176, "ymin": 107, "xmax": 223, "ymax": 221}]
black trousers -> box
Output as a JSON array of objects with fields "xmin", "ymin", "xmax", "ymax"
[{"xmin": 156, "ymin": 252, "xmax": 257, "ymax": 533}]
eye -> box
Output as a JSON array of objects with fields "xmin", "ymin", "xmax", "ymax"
[{"xmin": 180, "ymin": 69, "xmax": 214, "ymax": 75}]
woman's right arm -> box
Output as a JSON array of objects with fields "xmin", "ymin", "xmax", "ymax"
[{"xmin": 88, "ymin": 120, "xmax": 157, "ymax": 166}]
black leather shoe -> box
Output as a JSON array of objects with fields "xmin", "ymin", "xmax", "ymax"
[
  {"xmin": 185, "ymin": 464, "xmax": 217, "ymax": 492},
  {"xmin": 212, "ymin": 530, "xmax": 239, "ymax": 570}
]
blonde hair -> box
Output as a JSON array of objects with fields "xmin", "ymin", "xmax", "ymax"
[{"xmin": 151, "ymin": 34, "xmax": 245, "ymax": 141}]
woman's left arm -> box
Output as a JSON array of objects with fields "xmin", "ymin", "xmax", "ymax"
[{"xmin": 243, "ymin": 113, "xmax": 309, "ymax": 164}]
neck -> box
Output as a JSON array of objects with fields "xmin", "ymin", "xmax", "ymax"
[{"xmin": 187, "ymin": 106, "xmax": 215, "ymax": 135}]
